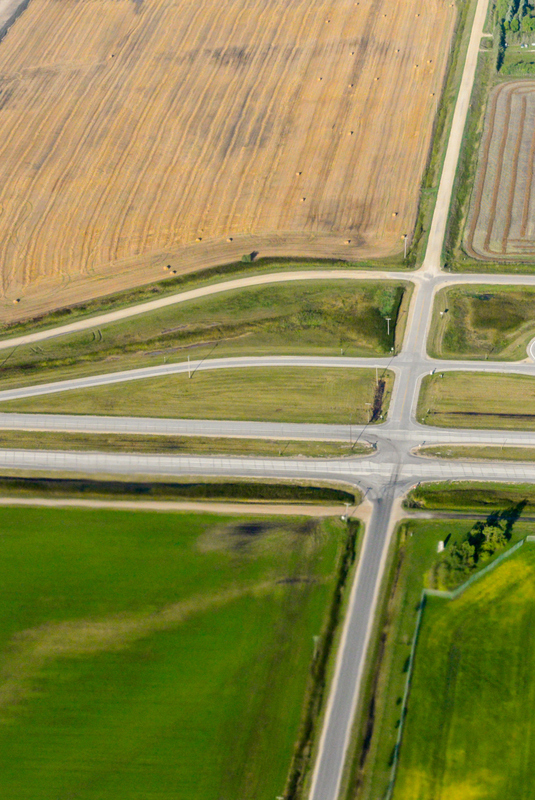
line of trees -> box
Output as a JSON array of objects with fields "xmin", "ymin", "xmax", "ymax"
[{"xmin": 497, "ymin": 0, "xmax": 535, "ymax": 34}]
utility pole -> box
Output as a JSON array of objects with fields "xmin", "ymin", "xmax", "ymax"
[
  {"xmin": 188, "ymin": 355, "xmax": 191, "ymax": 379},
  {"xmin": 386, "ymin": 317, "xmax": 391, "ymax": 336}
]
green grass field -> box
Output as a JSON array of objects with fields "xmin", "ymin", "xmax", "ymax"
[
  {"xmin": 0, "ymin": 367, "xmax": 394, "ymax": 424},
  {"xmin": 418, "ymin": 371, "xmax": 535, "ymax": 429},
  {"xmin": 394, "ymin": 543, "xmax": 535, "ymax": 799},
  {"xmin": 419, "ymin": 443, "xmax": 535, "ymax": 462},
  {"xmin": 350, "ymin": 514, "xmax": 534, "ymax": 800},
  {"xmin": 0, "ymin": 281, "xmax": 410, "ymax": 391},
  {"xmin": 501, "ymin": 44, "xmax": 535, "ymax": 75},
  {"xmin": 428, "ymin": 286, "xmax": 535, "ymax": 360},
  {"xmin": 406, "ymin": 480, "xmax": 535, "ymax": 513},
  {"xmin": 0, "ymin": 429, "xmax": 371, "ymax": 458},
  {"xmin": 0, "ymin": 506, "xmax": 351, "ymax": 800}
]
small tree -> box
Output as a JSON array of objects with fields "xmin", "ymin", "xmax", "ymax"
[{"xmin": 521, "ymin": 14, "xmax": 535, "ymax": 30}]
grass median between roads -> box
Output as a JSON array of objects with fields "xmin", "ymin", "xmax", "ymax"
[
  {"xmin": 418, "ymin": 444, "xmax": 535, "ymax": 462},
  {"xmin": 347, "ymin": 512, "xmax": 533, "ymax": 800},
  {"xmin": 428, "ymin": 285, "xmax": 535, "ymax": 360},
  {"xmin": 418, "ymin": 371, "xmax": 535, "ymax": 429},
  {"xmin": 0, "ymin": 506, "xmax": 355, "ymax": 799},
  {"xmin": 405, "ymin": 480, "xmax": 535, "ymax": 512},
  {"xmin": 0, "ymin": 367, "xmax": 394, "ymax": 425},
  {"xmin": 394, "ymin": 543, "xmax": 535, "ymax": 799},
  {"xmin": 0, "ymin": 430, "xmax": 371, "ymax": 458},
  {"xmin": 0, "ymin": 281, "xmax": 409, "ymax": 391}
]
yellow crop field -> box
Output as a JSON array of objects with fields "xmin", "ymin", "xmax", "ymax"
[{"xmin": 0, "ymin": 0, "xmax": 456, "ymax": 320}]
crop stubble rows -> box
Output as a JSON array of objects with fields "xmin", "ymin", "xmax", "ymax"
[
  {"xmin": 467, "ymin": 80, "xmax": 535, "ymax": 261},
  {"xmin": 0, "ymin": 0, "xmax": 455, "ymax": 320}
]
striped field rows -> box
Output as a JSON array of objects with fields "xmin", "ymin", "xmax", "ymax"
[
  {"xmin": 467, "ymin": 80, "xmax": 535, "ymax": 262},
  {"xmin": 0, "ymin": 0, "xmax": 455, "ymax": 319}
]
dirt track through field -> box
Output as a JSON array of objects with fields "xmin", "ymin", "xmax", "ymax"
[
  {"xmin": 0, "ymin": 0, "xmax": 455, "ymax": 321},
  {"xmin": 467, "ymin": 80, "xmax": 535, "ymax": 262},
  {"xmin": 0, "ymin": 496, "xmax": 351, "ymax": 516}
]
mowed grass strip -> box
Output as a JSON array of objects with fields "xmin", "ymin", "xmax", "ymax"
[
  {"xmin": 418, "ymin": 371, "xmax": 535, "ymax": 429},
  {"xmin": 0, "ymin": 367, "xmax": 394, "ymax": 424},
  {"xmin": 0, "ymin": 506, "xmax": 348, "ymax": 800},
  {"xmin": 0, "ymin": 430, "xmax": 371, "ymax": 458},
  {"xmin": 394, "ymin": 545, "xmax": 535, "ymax": 800},
  {"xmin": 0, "ymin": 281, "xmax": 409, "ymax": 391},
  {"xmin": 428, "ymin": 285, "xmax": 535, "ymax": 360},
  {"xmin": 406, "ymin": 480, "xmax": 535, "ymax": 513},
  {"xmin": 419, "ymin": 444, "xmax": 535, "ymax": 462}
]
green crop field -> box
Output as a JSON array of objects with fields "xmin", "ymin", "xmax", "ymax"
[
  {"xmin": 428, "ymin": 285, "xmax": 535, "ymax": 360},
  {"xmin": 0, "ymin": 367, "xmax": 394, "ymax": 425},
  {"xmin": 351, "ymin": 512, "xmax": 534, "ymax": 800},
  {"xmin": 0, "ymin": 281, "xmax": 410, "ymax": 392},
  {"xmin": 418, "ymin": 371, "xmax": 535, "ymax": 429},
  {"xmin": 394, "ymin": 544, "xmax": 535, "ymax": 800},
  {"xmin": 0, "ymin": 506, "xmax": 351, "ymax": 800}
]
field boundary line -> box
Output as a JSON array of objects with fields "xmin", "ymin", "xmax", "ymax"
[
  {"xmin": 384, "ymin": 581, "xmax": 426, "ymax": 800},
  {"xmin": 385, "ymin": 532, "xmax": 535, "ymax": 799}
]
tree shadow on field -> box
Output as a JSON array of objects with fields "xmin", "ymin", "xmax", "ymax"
[
  {"xmin": 499, "ymin": 499, "xmax": 527, "ymax": 539},
  {"xmin": 481, "ymin": 499, "xmax": 527, "ymax": 537}
]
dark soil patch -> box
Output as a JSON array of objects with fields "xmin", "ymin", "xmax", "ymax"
[
  {"xmin": 431, "ymin": 411, "xmax": 535, "ymax": 419},
  {"xmin": 371, "ymin": 379, "xmax": 386, "ymax": 422}
]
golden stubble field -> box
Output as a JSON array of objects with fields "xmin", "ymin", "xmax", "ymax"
[
  {"xmin": 0, "ymin": 0, "xmax": 456, "ymax": 321},
  {"xmin": 466, "ymin": 80, "xmax": 535, "ymax": 263}
]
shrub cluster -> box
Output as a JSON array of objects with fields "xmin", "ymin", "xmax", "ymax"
[
  {"xmin": 442, "ymin": 521, "xmax": 507, "ymax": 581},
  {"xmin": 434, "ymin": 501, "xmax": 526, "ymax": 588}
]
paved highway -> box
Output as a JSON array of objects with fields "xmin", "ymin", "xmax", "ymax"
[{"xmin": 5, "ymin": 410, "xmax": 535, "ymax": 448}]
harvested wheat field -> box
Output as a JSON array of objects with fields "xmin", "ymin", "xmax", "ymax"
[
  {"xmin": 0, "ymin": 0, "xmax": 456, "ymax": 320},
  {"xmin": 467, "ymin": 80, "xmax": 535, "ymax": 263}
]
